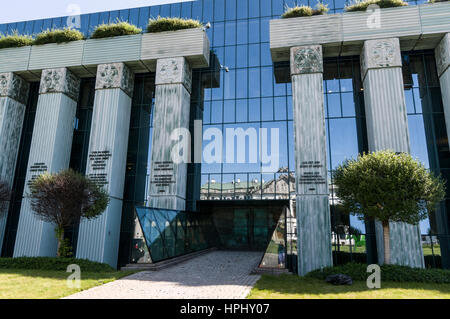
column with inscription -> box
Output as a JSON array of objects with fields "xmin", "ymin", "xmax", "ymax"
[
  {"xmin": 361, "ymin": 38, "xmax": 424, "ymax": 267},
  {"xmin": 0, "ymin": 73, "xmax": 29, "ymax": 251},
  {"xmin": 14, "ymin": 68, "xmax": 80, "ymax": 257},
  {"xmin": 435, "ymin": 33, "xmax": 450, "ymax": 268},
  {"xmin": 148, "ymin": 57, "xmax": 192, "ymax": 211},
  {"xmin": 76, "ymin": 63, "xmax": 134, "ymax": 267},
  {"xmin": 290, "ymin": 45, "xmax": 332, "ymax": 276}
]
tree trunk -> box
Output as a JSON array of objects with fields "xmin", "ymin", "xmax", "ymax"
[
  {"xmin": 382, "ymin": 221, "xmax": 390, "ymax": 265},
  {"xmin": 56, "ymin": 227, "xmax": 64, "ymax": 257}
]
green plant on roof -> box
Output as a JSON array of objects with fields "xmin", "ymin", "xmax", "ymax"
[
  {"xmin": 345, "ymin": 0, "xmax": 408, "ymax": 12},
  {"xmin": 0, "ymin": 32, "xmax": 33, "ymax": 49},
  {"xmin": 281, "ymin": 3, "xmax": 329, "ymax": 18},
  {"xmin": 33, "ymin": 28, "xmax": 84, "ymax": 45},
  {"xmin": 147, "ymin": 16, "xmax": 203, "ymax": 33},
  {"xmin": 90, "ymin": 21, "xmax": 142, "ymax": 39},
  {"xmin": 427, "ymin": 0, "xmax": 449, "ymax": 3}
]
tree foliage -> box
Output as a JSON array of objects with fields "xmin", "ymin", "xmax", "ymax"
[
  {"xmin": 29, "ymin": 169, "xmax": 109, "ymax": 256},
  {"xmin": 333, "ymin": 150, "xmax": 445, "ymax": 225}
]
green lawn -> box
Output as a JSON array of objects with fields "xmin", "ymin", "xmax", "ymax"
[
  {"xmin": 0, "ymin": 269, "xmax": 135, "ymax": 299},
  {"xmin": 248, "ymin": 274, "xmax": 450, "ymax": 299}
]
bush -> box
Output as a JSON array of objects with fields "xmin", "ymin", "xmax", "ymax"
[
  {"xmin": 307, "ymin": 262, "xmax": 450, "ymax": 284},
  {"xmin": 0, "ymin": 33, "xmax": 33, "ymax": 49},
  {"xmin": 0, "ymin": 257, "xmax": 115, "ymax": 272},
  {"xmin": 90, "ymin": 21, "xmax": 142, "ymax": 39},
  {"xmin": 345, "ymin": 0, "xmax": 408, "ymax": 12},
  {"xmin": 282, "ymin": 4, "xmax": 329, "ymax": 18},
  {"xmin": 147, "ymin": 17, "xmax": 203, "ymax": 33},
  {"xmin": 33, "ymin": 28, "xmax": 84, "ymax": 45}
]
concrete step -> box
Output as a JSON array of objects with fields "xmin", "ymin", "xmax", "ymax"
[
  {"xmin": 121, "ymin": 247, "xmax": 217, "ymax": 271},
  {"xmin": 251, "ymin": 267, "xmax": 292, "ymax": 276}
]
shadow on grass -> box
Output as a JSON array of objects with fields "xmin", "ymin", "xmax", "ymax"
[{"xmin": 249, "ymin": 274, "xmax": 450, "ymax": 298}]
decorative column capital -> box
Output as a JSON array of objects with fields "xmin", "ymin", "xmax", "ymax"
[
  {"xmin": 39, "ymin": 68, "xmax": 80, "ymax": 101},
  {"xmin": 361, "ymin": 38, "xmax": 402, "ymax": 79},
  {"xmin": 0, "ymin": 73, "xmax": 30, "ymax": 105},
  {"xmin": 436, "ymin": 33, "xmax": 450, "ymax": 78},
  {"xmin": 95, "ymin": 63, "xmax": 135, "ymax": 97},
  {"xmin": 290, "ymin": 45, "xmax": 323, "ymax": 75},
  {"xmin": 155, "ymin": 57, "xmax": 192, "ymax": 93}
]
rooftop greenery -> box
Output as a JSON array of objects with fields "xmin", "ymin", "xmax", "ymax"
[
  {"xmin": 281, "ymin": 3, "xmax": 329, "ymax": 18},
  {"xmin": 345, "ymin": 0, "xmax": 408, "ymax": 12},
  {"xmin": 90, "ymin": 21, "xmax": 142, "ymax": 39},
  {"xmin": 0, "ymin": 33, "xmax": 33, "ymax": 49},
  {"xmin": 147, "ymin": 17, "xmax": 203, "ymax": 33},
  {"xmin": 33, "ymin": 28, "xmax": 84, "ymax": 45}
]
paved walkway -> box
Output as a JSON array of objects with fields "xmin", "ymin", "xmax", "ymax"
[{"xmin": 65, "ymin": 251, "xmax": 263, "ymax": 299}]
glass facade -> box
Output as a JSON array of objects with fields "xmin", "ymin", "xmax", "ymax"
[
  {"xmin": 134, "ymin": 207, "xmax": 216, "ymax": 263},
  {"xmin": 0, "ymin": 0, "xmax": 448, "ymax": 268}
]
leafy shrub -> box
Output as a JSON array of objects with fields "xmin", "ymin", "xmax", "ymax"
[
  {"xmin": 333, "ymin": 251, "xmax": 442, "ymax": 268},
  {"xmin": 345, "ymin": 0, "xmax": 408, "ymax": 12},
  {"xmin": 90, "ymin": 21, "xmax": 142, "ymax": 39},
  {"xmin": 428, "ymin": 0, "xmax": 449, "ymax": 2},
  {"xmin": 0, "ymin": 33, "xmax": 33, "ymax": 49},
  {"xmin": 34, "ymin": 28, "xmax": 84, "ymax": 45},
  {"xmin": 282, "ymin": 3, "xmax": 329, "ymax": 18},
  {"xmin": 0, "ymin": 257, "xmax": 115, "ymax": 272},
  {"xmin": 147, "ymin": 17, "xmax": 203, "ymax": 33},
  {"xmin": 307, "ymin": 262, "xmax": 450, "ymax": 284}
]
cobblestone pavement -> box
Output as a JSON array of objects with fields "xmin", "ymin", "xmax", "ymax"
[{"xmin": 65, "ymin": 251, "xmax": 263, "ymax": 299}]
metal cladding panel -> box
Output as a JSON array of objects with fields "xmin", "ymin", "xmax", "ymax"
[
  {"xmin": 141, "ymin": 28, "xmax": 210, "ymax": 69},
  {"xmin": 149, "ymin": 84, "xmax": 190, "ymax": 211},
  {"xmin": 420, "ymin": 2, "xmax": 450, "ymax": 34},
  {"xmin": 297, "ymin": 195, "xmax": 333, "ymax": 276},
  {"xmin": 291, "ymin": 73, "xmax": 328, "ymax": 196},
  {"xmin": 440, "ymin": 69, "xmax": 450, "ymax": 149},
  {"xmin": 364, "ymin": 66, "xmax": 425, "ymax": 268},
  {"xmin": 376, "ymin": 221, "xmax": 425, "ymax": 267},
  {"xmin": 364, "ymin": 68, "xmax": 410, "ymax": 153},
  {"xmin": 270, "ymin": 15, "xmax": 343, "ymax": 62},
  {"xmin": 0, "ymin": 46, "xmax": 31, "ymax": 72},
  {"xmin": 342, "ymin": 6, "xmax": 421, "ymax": 42},
  {"xmin": 82, "ymin": 34, "xmax": 142, "ymax": 66},
  {"xmin": 28, "ymin": 41, "xmax": 85, "ymax": 70},
  {"xmin": 77, "ymin": 198, "xmax": 123, "ymax": 268},
  {"xmin": 0, "ymin": 97, "xmax": 26, "ymax": 251},
  {"xmin": 13, "ymin": 93, "xmax": 77, "ymax": 257},
  {"xmin": 76, "ymin": 88, "xmax": 132, "ymax": 268}
]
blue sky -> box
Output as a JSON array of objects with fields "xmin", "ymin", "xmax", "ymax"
[{"xmin": 0, "ymin": 0, "xmax": 190, "ymax": 24}]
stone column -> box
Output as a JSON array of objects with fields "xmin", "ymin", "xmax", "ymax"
[
  {"xmin": 290, "ymin": 45, "xmax": 332, "ymax": 276},
  {"xmin": 361, "ymin": 37, "xmax": 424, "ymax": 268},
  {"xmin": 148, "ymin": 57, "xmax": 192, "ymax": 211},
  {"xmin": 436, "ymin": 34, "xmax": 450, "ymax": 148},
  {"xmin": 14, "ymin": 68, "xmax": 80, "ymax": 257},
  {"xmin": 0, "ymin": 73, "xmax": 29, "ymax": 251},
  {"xmin": 76, "ymin": 63, "xmax": 134, "ymax": 267},
  {"xmin": 435, "ymin": 33, "xmax": 450, "ymax": 268}
]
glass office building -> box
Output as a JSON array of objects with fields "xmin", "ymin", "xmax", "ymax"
[{"xmin": 0, "ymin": 0, "xmax": 449, "ymax": 271}]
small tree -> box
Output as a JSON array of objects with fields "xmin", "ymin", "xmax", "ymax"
[
  {"xmin": 0, "ymin": 180, "xmax": 11, "ymax": 216},
  {"xmin": 333, "ymin": 150, "xmax": 445, "ymax": 264},
  {"xmin": 29, "ymin": 169, "xmax": 109, "ymax": 257}
]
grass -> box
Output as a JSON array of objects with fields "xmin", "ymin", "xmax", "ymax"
[
  {"xmin": 0, "ymin": 34, "xmax": 33, "ymax": 49},
  {"xmin": 33, "ymin": 28, "xmax": 84, "ymax": 45},
  {"xmin": 147, "ymin": 17, "xmax": 203, "ymax": 33},
  {"xmin": 248, "ymin": 274, "xmax": 450, "ymax": 299},
  {"xmin": 0, "ymin": 268, "xmax": 135, "ymax": 299},
  {"xmin": 281, "ymin": 4, "xmax": 329, "ymax": 18},
  {"xmin": 345, "ymin": 0, "xmax": 408, "ymax": 12},
  {"xmin": 91, "ymin": 21, "xmax": 142, "ymax": 39}
]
